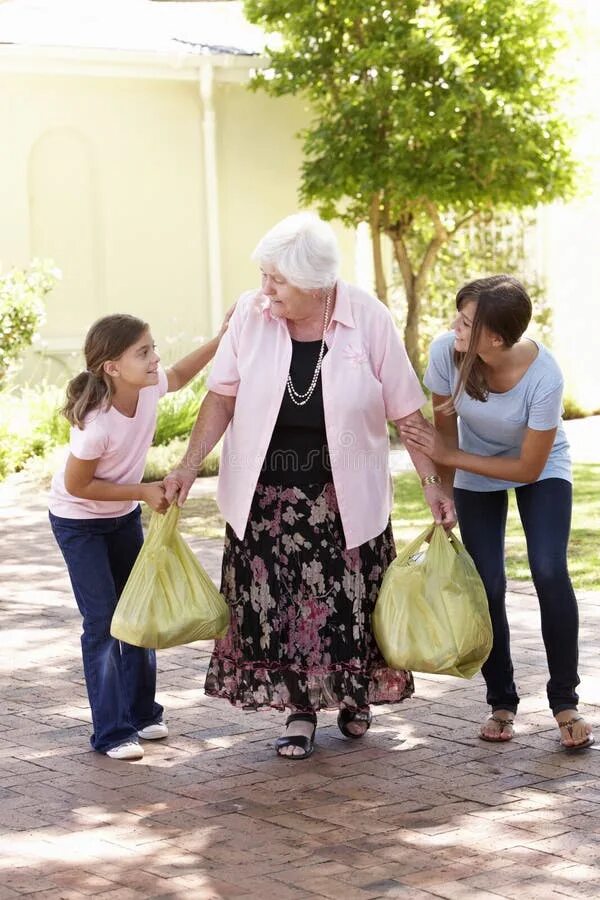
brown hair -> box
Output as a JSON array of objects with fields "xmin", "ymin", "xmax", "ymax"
[
  {"xmin": 448, "ymin": 274, "xmax": 532, "ymax": 408},
  {"xmin": 62, "ymin": 314, "xmax": 148, "ymax": 428}
]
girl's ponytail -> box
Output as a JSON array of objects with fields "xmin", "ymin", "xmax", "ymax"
[
  {"xmin": 61, "ymin": 313, "xmax": 148, "ymax": 429},
  {"xmin": 62, "ymin": 370, "xmax": 112, "ymax": 428}
]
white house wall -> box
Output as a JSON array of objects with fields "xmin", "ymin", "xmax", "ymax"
[
  {"xmin": 215, "ymin": 84, "xmax": 310, "ymax": 308},
  {"xmin": 214, "ymin": 83, "xmax": 356, "ymax": 313},
  {"xmin": 1, "ymin": 72, "xmax": 210, "ymax": 375},
  {"xmin": 537, "ymin": 1, "xmax": 600, "ymax": 412},
  {"xmin": 1, "ymin": 70, "xmax": 357, "ymax": 380},
  {"xmin": 5, "ymin": 60, "xmax": 595, "ymax": 406}
]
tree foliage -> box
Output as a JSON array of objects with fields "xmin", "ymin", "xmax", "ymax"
[
  {"xmin": 244, "ymin": 0, "xmax": 578, "ymax": 371},
  {"xmin": 404, "ymin": 210, "xmax": 552, "ymax": 361}
]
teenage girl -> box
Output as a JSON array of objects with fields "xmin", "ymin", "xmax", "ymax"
[
  {"xmin": 49, "ymin": 310, "xmax": 231, "ymax": 760},
  {"xmin": 401, "ymin": 275, "xmax": 593, "ymax": 750}
]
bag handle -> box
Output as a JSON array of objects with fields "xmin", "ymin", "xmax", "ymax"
[
  {"xmin": 395, "ymin": 523, "xmax": 436, "ymax": 565},
  {"xmin": 146, "ymin": 502, "xmax": 181, "ymax": 544},
  {"xmin": 446, "ymin": 528, "xmax": 466, "ymax": 554},
  {"xmin": 395, "ymin": 523, "xmax": 459, "ymax": 566}
]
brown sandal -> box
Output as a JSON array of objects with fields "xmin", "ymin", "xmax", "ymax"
[
  {"xmin": 479, "ymin": 714, "xmax": 514, "ymax": 743},
  {"xmin": 557, "ymin": 716, "xmax": 595, "ymax": 751}
]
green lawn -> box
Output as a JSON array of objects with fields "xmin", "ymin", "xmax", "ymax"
[
  {"xmin": 174, "ymin": 463, "xmax": 600, "ymax": 591},
  {"xmin": 391, "ymin": 463, "xmax": 600, "ymax": 591}
]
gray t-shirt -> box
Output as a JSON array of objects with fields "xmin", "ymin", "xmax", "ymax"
[{"xmin": 424, "ymin": 331, "xmax": 571, "ymax": 491}]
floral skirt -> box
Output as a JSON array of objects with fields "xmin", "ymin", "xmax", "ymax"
[{"xmin": 204, "ymin": 481, "xmax": 414, "ymax": 712}]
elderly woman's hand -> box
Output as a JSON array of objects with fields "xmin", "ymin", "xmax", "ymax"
[
  {"xmin": 422, "ymin": 483, "xmax": 457, "ymax": 530},
  {"xmin": 400, "ymin": 418, "xmax": 452, "ymax": 465},
  {"xmin": 163, "ymin": 464, "xmax": 197, "ymax": 507}
]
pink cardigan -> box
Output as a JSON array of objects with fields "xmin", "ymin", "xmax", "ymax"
[{"xmin": 207, "ymin": 280, "xmax": 425, "ymax": 549}]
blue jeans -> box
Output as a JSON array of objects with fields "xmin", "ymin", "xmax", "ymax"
[
  {"xmin": 49, "ymin": 506, "xmax": 163, "ymax": 752},
  {"xmin": 454, "ymin": 478, "xmax": 580, "ymax": 715}
]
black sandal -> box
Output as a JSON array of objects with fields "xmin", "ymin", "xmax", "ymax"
[
  {"xmin": 275, "ymin": 712, "xmax": 317, "ymax": 760},
  {"xmin": 337, "ymin": 707, "xmax": 372, "ymax": 739}
]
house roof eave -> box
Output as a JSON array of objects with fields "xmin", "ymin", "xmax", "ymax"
[{"xmin": 0, "ymin": 43, "xmax": 268, "ymax": 82}]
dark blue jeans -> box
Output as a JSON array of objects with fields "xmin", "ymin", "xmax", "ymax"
[
  {"xmin": 454, "ymin": 478, "xmax": 580, "ymax": 715},
  {"xmin": 49, "ymin": 506, "xmax": 163, "ymax": 752}
]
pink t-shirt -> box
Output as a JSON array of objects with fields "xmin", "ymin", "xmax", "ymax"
[
  {"xmin": 49, "ymin": 367, "xmax": 168, "ymax": 519},
  {"xmin": 207, "ymin": 280, "xmax": 426, "ymax": 549}
]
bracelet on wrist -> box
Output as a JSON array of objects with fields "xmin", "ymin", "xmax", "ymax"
[{"xmin": 421, "ymin": 474, "xmax": 442, "ymax": 487}]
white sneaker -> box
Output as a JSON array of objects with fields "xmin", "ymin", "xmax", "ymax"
[
  {"xmin": 138, "ymin": 720, "xmax": 168, "ymax": 741},
  {"xmin": 106, "ymin": 740, "xmax": 144, "ymax": 760}
]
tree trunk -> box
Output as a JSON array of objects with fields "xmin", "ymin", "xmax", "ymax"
[
  {"xmin": 390, "ymin": 205, "xmax": 450, "ymax": 375},
  {"xmin": 369, "ymin": 195, "xmax": 388, "ymax": 305},
  {"xmin": 387, "ymin": 235, "xmax": 419, "ymax": 373},
  {"xmin": 403, "ymin": 275, "xmax": 422, "ymax": 376},
  {"xmin": 390, "ymin": 237, "xmax": 446, "ymax": 376}
]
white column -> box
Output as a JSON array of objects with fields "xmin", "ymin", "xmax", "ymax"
[
  {"xmin": 354, "ymin": 221, "xmax": 373, "ymax": 293},
  {"xmin": 199, "ymin": 62, "xmax": 223, "ymax": 333}
]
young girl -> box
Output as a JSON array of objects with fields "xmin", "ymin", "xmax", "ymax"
[
  {"xmin": 401, "ymin": 275, "xmax": 593, "ymax": 750},
  {"xmin": 49, "ymin": 310, "xmax": 231, "ymax": 760}
]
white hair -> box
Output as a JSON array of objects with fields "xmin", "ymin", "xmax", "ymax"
[{"xmin": 251, "ymin": 212, "xmax": 340, "ymax": 291}]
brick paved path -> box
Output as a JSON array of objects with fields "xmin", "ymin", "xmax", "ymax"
[{"xmin": 1, "ymin": 477, "xmax": 599, "ymax": 899}]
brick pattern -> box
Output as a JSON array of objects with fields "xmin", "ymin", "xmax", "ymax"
[{"xmin": 1, "ymin": 476, "xmax": 599, "ymax": 899}]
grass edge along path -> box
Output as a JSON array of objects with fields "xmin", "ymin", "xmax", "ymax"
[{"xmin": 175, "ymin": 463, "xmax": 599, "ymax": 592}]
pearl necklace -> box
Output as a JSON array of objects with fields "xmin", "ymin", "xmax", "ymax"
[{"xmin": 286, "ymin": 289, "xmax": 331, "ymax": 407}]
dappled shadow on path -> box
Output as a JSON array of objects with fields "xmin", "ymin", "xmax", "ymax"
[{"xmin": 1, "ymin": 476, "xmax": 600, "ymax": 898}]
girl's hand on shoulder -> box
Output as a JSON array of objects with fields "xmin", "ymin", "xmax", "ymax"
[
  {"xmin": 140, "ymin": 481, "xmax": 169, "ymax": 514},
  {"xmin": 217, "ymin": 302, "xmax": 236, "ymax": 341},
  {"xmin": 401, "ymin": 419, "xmax": 450, "ymax": 464}
]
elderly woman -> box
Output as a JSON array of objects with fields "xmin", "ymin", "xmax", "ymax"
[{"xmin": 165, "ymin": 213, "xmax": 455, "ymax": 759}]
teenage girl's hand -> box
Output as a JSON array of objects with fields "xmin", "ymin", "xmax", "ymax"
[
  {"xmin": 140, "ymin": 481, "xmax": 169, "ymax": 514},
  {"xmin": 423, "ymin": 484, "xmax": 457, "ymax": 530},
  {"xmin": 164, "ymin": 465, "xmax": 197, "ymax": 507},
  {"xmin": 217, "ymin": 302, "xmax": 236, "ymax": 341},
  {"xmin": 401, "ymin": 419, "xmax": 450, "ymax": 465}
]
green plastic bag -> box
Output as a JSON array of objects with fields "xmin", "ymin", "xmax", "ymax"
[
  {"xmin": 110, "ymin": 504, "xmax": 229, "ymax": 649},
  {"xmin": 373, "ymin": 524, "xmax": 492, "ymax": 678}
]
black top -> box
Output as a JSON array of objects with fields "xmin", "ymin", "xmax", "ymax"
[{"xmin": 261, "ymin": 339, "xmax": 332, "ymax": 486}]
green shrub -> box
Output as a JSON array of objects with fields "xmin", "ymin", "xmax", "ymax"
[
  {"xmin": 0, "ymin": 382, "xmax": 68, "ymax": 478},
  {"xmin": 14, "ymin": 443, "xmax": 66, "ymax": 489},
  {"xmin": 0, "ymin": 369, "xmax": 217, "ymax": 483},
  {"xmin": 0, "ymin": 261, "xmax": 59, "ymax": 381},
  {"xmin": 562, "ymin": 395, "xmax": 589, "ymax": 421},
  {"xmin": 153, "ymin": 375, "xmax": 207, "ymax": 446},
  {"xmin": 143, "ymin": 437, "xmax": 220, "ymax": 482}
]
